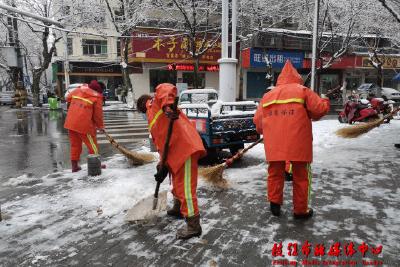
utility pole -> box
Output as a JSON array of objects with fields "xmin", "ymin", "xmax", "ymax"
[
  {"xmin": 0, "ymin": 2, "xmax": 70, "ymax": 91},
  {"xmin": 310, "ymin": 0, "xmax": 320, "ymax": 92},
  {"xmin": 218, "ymin": 0, "xmax": 238, "ymax": 102},
  {"xmin": 6, "ymin": 0, "xmax": 24, "ymax": 90}
]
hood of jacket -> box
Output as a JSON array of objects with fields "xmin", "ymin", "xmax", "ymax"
[{"xmin": 276, "ymin": 60, "xmax": 304, "ymax": 86}]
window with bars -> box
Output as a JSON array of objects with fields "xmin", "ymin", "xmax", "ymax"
[
  {"xmin": 67, "ymin": 38, "xmax": 73, "ymax": 55},
  {"xmin": 82, "ymin": 39, "xmax": 108, "ymax": 55},
  {"xmin": 117, "ymin": 39, "xmax": 121, "ymax": 57}
]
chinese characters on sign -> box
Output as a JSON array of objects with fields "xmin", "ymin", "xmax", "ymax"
[
  {"xmin": 249, "ymin": 48, "xmax": 304, "ymax": 68},
  {"xmin": 271, "ymin": 241, "xmax": 383, "ymax": 266},
  {"xmin": 361, "ymin": 56, "xmax": 400, "ymax": 69},
  {"xmin": 129, "ymin": 30, "xmax": 221, "ymax": 65}
]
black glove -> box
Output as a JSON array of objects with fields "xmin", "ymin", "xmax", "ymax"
[
  {"xmin": 154, "ymin": 164, "xmax": 169, "ymax": 183},
  {"xmin": 164, "ymin": 106, "xmax": 180, "ymax": 120}
]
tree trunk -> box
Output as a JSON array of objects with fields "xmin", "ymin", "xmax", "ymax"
[
  {"xmin": 193, "ymin": 56, "xmax": 199, "ymax": 89},
  {"xmin": 122, "ymin": 38, "xmax": 133, "ymax": 96},
  {"xmin": 32, "ymin": 69, "xmax": 42, "ymax": 106},
  {"xmin": 376, "ymin": 66, "xmax": 383, "ymax": 97}
]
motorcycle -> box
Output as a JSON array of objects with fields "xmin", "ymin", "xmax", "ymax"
[{"xmin": 338, "ymin": 97, "xmax": 379, "ymax": 124}]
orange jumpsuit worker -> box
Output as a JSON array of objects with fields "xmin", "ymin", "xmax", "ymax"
[
  {"xmin": 64, "ymin": 80, "xmax": 105, "ymax": 172},
  {"xmin": 254, "ymin": 60, "xmax": 330, "ymax": 219},
  {"xmin": 137, "ymin": 83, "xmax": 206, "ymax": 240}
]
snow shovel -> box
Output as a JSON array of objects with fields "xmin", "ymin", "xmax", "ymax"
[{"xmin": 125, "ymin": 97, "xmax": 179, "ymax": 223}]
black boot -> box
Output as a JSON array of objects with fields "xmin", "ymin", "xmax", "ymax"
[
  {"xmin": 395, "ymin": 144, "xmax": 400, "ymax": 149},
  {"xmin": 167, "ymin": 198, "xmax": 183, "ymax": 219},
  {"xmin": 176, "ymin": 215, "xmax": 202, "ymax": 240},
  {"xmin": 294, "ymin": 208, "xmax": 314, "ymax": 220},
  {"xmin": 270, "ymin": 202, "xmax": 281, "ymax": 216}
]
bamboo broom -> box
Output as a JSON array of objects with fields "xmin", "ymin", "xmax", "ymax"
[
  {"xmin": 336, "ymin": 107, "xmax": 400, "ymax": 139},
  {"xmin": 199, "ymin": 138, "xmax": 264, "ymax": 188},
  {"xmin": 104, "ymin": 131, "xmax": 156, "ymax": 165}
]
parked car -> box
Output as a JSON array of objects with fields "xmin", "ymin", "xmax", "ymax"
[
  {"xmin": 357, "ymin": 83, "xmax": 400, "ymax": 102},
  {"xmin": 357, "ymin": 83, "xmax": 380, "ymax": 98},
  {"xmin": 178, "ymin": 88, "xmax": 259, "ymax": 161},
  {"xmin": 381, "ymin": 87, "xmax": 400, "ymax": 102},
  {"xmin": 0, "ymin": 91, "xmax": 15, "ymax": 105}
]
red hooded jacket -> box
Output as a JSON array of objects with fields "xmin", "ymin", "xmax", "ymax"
[
  {"xmin": 146, "ymin": 83, "xmax": 206, "ymax": 173},
  {"xmin": 64, "ymin": 85, "xmax": 104, "ymax": 136},
  {"xmin": 253, "ymin": 60, "xmax": 330, "ymax": 162}
]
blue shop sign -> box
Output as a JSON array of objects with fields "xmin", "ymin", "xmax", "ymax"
[{"xmin": 250, "ymin": 49, "xmax": 304, "ymax": 69}]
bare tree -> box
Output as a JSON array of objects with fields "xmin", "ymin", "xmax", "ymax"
[
  {"xmin": 103, "ymin": 0, "xmax": 149, "ymax": 102},
  {"xmin": 152, "ymin": 0, "xmax": 221, "ymax": 89}
]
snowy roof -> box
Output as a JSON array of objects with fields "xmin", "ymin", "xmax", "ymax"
[
  {"xmin": 221, "ymin": 101, "xmax": 256, "ymax": 106},
  {"xmin": 179, "ymin": 103, "xmax": 210, "ymax": 109},
  {"xmin": 180, "ymin": 88, "xmax": 218, "ymax": 95}
]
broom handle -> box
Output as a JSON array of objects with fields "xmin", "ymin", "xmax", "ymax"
[
  {"xmin": 154, "ymin": 97, "xmax": 179, "ymax": 200},
  {"xmin": 225, "ymin": 138, "xmax": 264, "ymax": 166},
  {"xmin": 387, "ymin": 107, "xmax": 400, "ymax": 119}
]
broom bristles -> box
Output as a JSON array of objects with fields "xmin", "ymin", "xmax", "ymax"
[
  {"xmin": 199, "ymin": 163, "xmax": 229, "ymax": 188},
  {"xmin": 335, "ymin": 118, "xmax": 384, "ymax": 138},
  {"xmin": 104, "ymin": 132, "xmax": 155, "ymax": 165}
]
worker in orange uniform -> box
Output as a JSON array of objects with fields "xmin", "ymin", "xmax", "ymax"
[
  {"xmin": 254, "ymin": 60, "xmax": 330, "ymax": 219},
  {"xmin": 64, "ymin": 80, "xmax": 105, "ymax": 172},
  {"xmin": 136, "ymin": 83, "xmax": 206, "ymax": 240}
]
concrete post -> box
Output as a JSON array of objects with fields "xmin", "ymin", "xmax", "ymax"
[{"xmin": 218, "ymin": 0, "xmax": 238, "ymax": 102}]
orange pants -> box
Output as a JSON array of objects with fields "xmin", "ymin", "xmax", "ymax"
[
  {"xmin": 69, "ymin": 130, "xmax": 99, "ymax": 161},
  {"xmin": 171, "ymin": 155, "xmax": 199, "ymax": 218},
  {"xmin": 268, "ymin": 161, "xmax": 312, "ymax": 214}
]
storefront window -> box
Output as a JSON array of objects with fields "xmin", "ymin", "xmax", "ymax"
[
  {"xmin": 149, "ymin": 70, "xmax": 177, "ymax": 92},
  {"xmin": 182, "ymin": 72, "xmax": 205, "ymax": 89},
  {"xmin": 319, "ymin": 74, "xmax": 340, "ymax": 94}
]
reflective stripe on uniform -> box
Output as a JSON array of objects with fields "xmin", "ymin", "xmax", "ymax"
[
  {"xmin": 149, "ymin": 109, "xmax": 163, "ymax": 131},
  {"xmin": 184, "ymin": 157, "xmax": 194, "ymax": 217},
  {"xmin": 262, "ymin": 98, "xmax": 305, "ymax": 108},
  {"xmin": 288, "ymin": 162, "xmax": 293, "ymax": 174},
  {"xmin": 72, "ymin": 95, "xmax": 93, "ymax": 105},
  {"xmin": 87, "ymin": 134, "xmax": 98, "ymax": 154},
  {"xmin": 307, "ymin": 163, "xmax": 312, "ymax": 206}
]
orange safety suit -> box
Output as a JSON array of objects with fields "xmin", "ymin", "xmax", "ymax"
[
  {"xmin": 254, "ymin": 60, "xmax": 330, "ymax": 214},
  {"xmin": 64, "ymin": 84, "xmax": 104, "ymax": 161},
  {"xmin": 146, "ymin": 83, "xmax": 206, "ymax": 218}
]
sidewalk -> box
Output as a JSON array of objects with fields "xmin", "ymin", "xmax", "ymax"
[
  {"xmin": 21, "ymin": 100, "xmax": 136, "ymax": 112},
  {"xmin": 0, "ymin": 119, "xmax": 399, "ymax": 266}
]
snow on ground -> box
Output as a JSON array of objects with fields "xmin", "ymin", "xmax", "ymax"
[{"xmin": 1, "ymin": 119, "xmax": 400, "ymax": 265}]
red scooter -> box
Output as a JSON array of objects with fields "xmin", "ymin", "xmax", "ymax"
[{"xmin": 338, "ymin": 97, "xmax": 379, "ymax": 124}]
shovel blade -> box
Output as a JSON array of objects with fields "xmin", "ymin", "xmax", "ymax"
[{"xmin": 125, "ymin": 190, "xmax": 168, "ymax": 223}]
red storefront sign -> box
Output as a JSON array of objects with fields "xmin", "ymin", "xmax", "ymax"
[
  {"xmin": 167, "ymin": 64, "xmax": 219, "ymax": 72},
  {"xmin": 303, "ymin": 55, "xmax": 362, "ymax": 69},
  {"xmin": 128, "ymin": 29, "xmax": 221, "ymax": 65}
]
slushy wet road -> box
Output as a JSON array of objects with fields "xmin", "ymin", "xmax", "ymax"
[{"xmin": 0, "ymin": 106, "xmax": 147, "ymax": 181}]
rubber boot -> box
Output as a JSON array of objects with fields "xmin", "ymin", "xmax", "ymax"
[
  {"xmin": 270, "ymin": 202, "xmax": 281, "ymax": 217},
  {"xmin": 176, "ymin": 215, "xmax": 202, "ymax": 240},
  {"xmin": 167, "ymin": 198, "xmax": 183, "ymax": 218},
  {"xmin": 294, "ymin": 208, "xmax": 314, "ymax": 220},
  {"xmin": 71, "ymin": 160, "xmax": 81, "ymax": 173}
]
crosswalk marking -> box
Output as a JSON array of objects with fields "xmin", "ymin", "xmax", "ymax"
[{"xmin": 98, "ymin": 113, "xmax": 149, "ymax": 145}]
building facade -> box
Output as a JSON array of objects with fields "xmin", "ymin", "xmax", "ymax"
[
  {"xmin": 127, "ymin": 28, "xmax": 222, "ymax": 97},
  {"xmin": 241, "ymin": 29, "xmax": 400, "ymax": 100}
]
